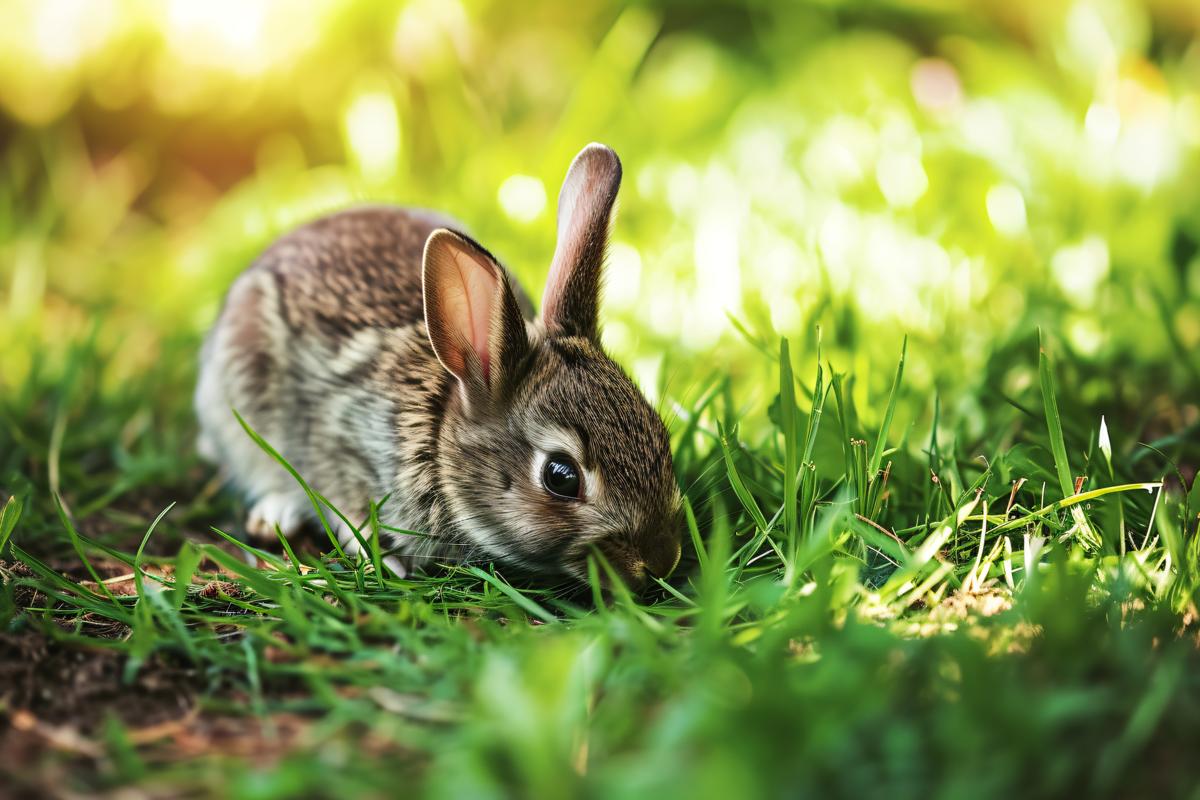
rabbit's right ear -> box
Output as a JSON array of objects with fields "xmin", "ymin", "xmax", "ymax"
[
  {"xmin": 423, "ymin": 229, "xmax": 531, "ymax": 409},
  {"xmin": 542, "ymin": 143, "xmax": 622, "ymax": 341}
]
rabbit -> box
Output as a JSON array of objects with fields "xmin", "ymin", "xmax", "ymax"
[{"xmin": 195, "ymin": 143, "xmax": 683, "ymax": 588}]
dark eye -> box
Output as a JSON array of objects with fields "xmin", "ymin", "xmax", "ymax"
[{"xmin": 542, "ymin": 453, "xmax": 582, "ymax": 500}]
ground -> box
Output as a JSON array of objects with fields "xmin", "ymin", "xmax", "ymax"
[{"xmin": 2, "ymin": 334, "xmax": 1198, "ymax": 798}]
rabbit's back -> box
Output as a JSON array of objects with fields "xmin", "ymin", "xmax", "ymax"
[
  {"xmin": 195, "ymin": 206, "xmax": 471, "ymax": 541},
  {"xmin": 197, "ymin": 204, "xmax": 544, "ymax": 559},
  {"xmin": 263, "ymin": 206, "xmax": 452, "ymax": 334}
]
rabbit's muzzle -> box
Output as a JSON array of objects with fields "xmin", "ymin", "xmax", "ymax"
[{"xmin": 594, "ymin": 528, "xmax": 683, "ymax": 592}]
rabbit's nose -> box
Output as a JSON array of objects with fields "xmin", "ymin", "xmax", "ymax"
[
  {"xmin": 624, "ymin": 561, "xmax": 650, "ymax": 593},
  {"xmin": 591, "ymin": 540, "xmax": 646, "ymax": 590},
  {"xmin": 642, "ymin": 537, "xmax": 682, "ymax": 583},
  {"xmin": 594, "ymin": 533, "xmax": 680, "ymax": 592}
]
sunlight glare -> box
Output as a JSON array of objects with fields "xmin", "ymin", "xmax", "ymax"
[
  {"xmin": 343, "ymin": 87, "xmax": 402, "ymax": 181},
  {"xmin": 876, "ymin": 152, "xmax": 927, "ymax": 207},
  {"xmin": 986, "ymin": 184, "xmax": 1028, "ymax": 237},
  {"xmin": 605, "ymin": 242, "xmax": 643, "ymax": 310},
  {"xmin": 693, "ymin": 202, "xmax": 742, "ymax": 345},
  {"xmin": 1085, "ymin": 103, "xmax": 1121, "ymax": 146},
  {"xmin": 162, "ymin": 0, "xmax": 325, "ymax": 76},
  {"xmin": 34, "ymin": 0, "xmax": 116, "ymax": 66},
  {"xmin": 911, "ymin": 58, "xmax": 962, "ymax": 113},
  {"xmin": 497, "ymin": 175, "xmax": 547, "ymax": 223},
  {"xmin": 1051, "ymin": 236, "xmax": 1110, "ymax": 306}
]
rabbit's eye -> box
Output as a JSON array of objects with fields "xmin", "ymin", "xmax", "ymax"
[{"xmin": 542, "ymin": 453, "xmax": 582, "ymax": 500}]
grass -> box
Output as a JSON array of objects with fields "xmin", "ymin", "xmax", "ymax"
[{"xmin": 2, "ymin": 313, "xmax": 1198, "ymax": 799}]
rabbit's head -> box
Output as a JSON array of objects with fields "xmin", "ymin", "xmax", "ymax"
[{"xmin": 422, "ymin": 144, "xmax": 682, "ymax": 589}]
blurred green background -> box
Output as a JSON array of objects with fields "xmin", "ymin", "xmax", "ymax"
[{"xmin": 2, "ymin": 0, "xmax": 1198, "ymax": 448}]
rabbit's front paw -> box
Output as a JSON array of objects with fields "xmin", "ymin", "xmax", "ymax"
[{"xmin": 246, "ymin": 493, "xmax": 307, "ymax": 540}]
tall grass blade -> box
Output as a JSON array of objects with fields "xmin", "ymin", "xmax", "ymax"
[
  {"xmin": 868, "ymin": 336, "xmax": 906, "ymax": 477},
  {"xmin": 779, "ymin": 338, "xmax": 799, "ymax": 553},
  {"xmin": 1038, "ymin": 331, "xmax": 1099, "ymax": 547},
  {"xmin": 0, "ymin": 494, "xmax": 21, "ymax": 555},
  {"xmin": 718, "ymin": 426, "xmax": 770, "ymax": 533}
]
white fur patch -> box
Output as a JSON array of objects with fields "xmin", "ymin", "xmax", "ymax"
[
  {"xmin": 326, "ymin": 328, "xmax": 382, "ymax": 377},
  {"xmin": 246, "ymin": 492, "xmax": 310, "ymax": 540}
]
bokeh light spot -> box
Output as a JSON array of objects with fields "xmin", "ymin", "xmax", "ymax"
[
  {"xmin": 34, "ymin": 0, "xmax": 115, "ymax": 66},
  {"xmin": 1051, "ymin": 236, "xmax": 1110, "ymax": 306},
  {"xmin": 605, "ymin": 242, "xmax": 643, "ymax": 310},
  {"xmin": 1085, "ymin": 103, "xmax": 1121, "ymax": 146},
  {"xmin": 343, "ymin": 87, "xmax": 401, "ymax": 181},
  {"xmin": 911, "ymin": 58, "xmax": 963, "ymax": 113},
  {"xmin": 497, "ymin": 175, "xmax": 547, "ymax": 224},
  {"xmin": 876, "ymin": 152, "xmax": 928, "ymax": 207},
  {"xmin": 985, "ymin": 184, "xmax": 1028, "ymax": 237}
]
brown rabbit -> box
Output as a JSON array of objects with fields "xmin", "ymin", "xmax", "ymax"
[{"xmin": 195, "ymin": 144, "xmax": 683, "ymax": 587}]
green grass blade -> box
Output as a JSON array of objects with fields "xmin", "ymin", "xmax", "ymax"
[
  {"xmin": 986, "ymin": 482, "xmax": 1161, "ymax": 536},
  {"xmin": 465, "ymin": 566, "xmax": 558, "ymax": 624},
  {"xmin": 1038, "ymin": 330, "xmax": 1075, "ymax": 499},
  {"xmin": 133, "ymin": 502, "xmax": 176, "ymax": 596},
  {"xmin": 868, "ymin": 335, "xmax": 906, "ymax": 477},
  {"xmin": 831, "ymin": 370, "xmax": 855, "ymax": 491},
  {"xmin": 171, "ymin": 541, "xmax": 202, "ymax": 612},
  {"xmin": 232, "ymin": 409, "xmax": 351, "ymax": 560},
  {"xmin": 1038, "ymin": 331, "xmax": 1099, "ymax": 547},
  {"xmin": 780, "ymin": 338, "xmax": 799, "ymax": 551},
  {"xmin": 683, "ymin": 495, "xmax": 707, "ymax": 572},
  {"xmin": 0, "ymin": 494, "xmax": 22, "ymax": 555},
  {"xmin": 54, "ymin": 493, "xmax": 119, "ymax": 604},
  {"xmin": 718, "ymin": 426, "xmax": 770, "ymax": 533}
]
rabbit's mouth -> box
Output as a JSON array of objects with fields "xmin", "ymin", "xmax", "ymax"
[{"xmin": 563, "ymin": 533, "xmax": 684, "ymax": 593}]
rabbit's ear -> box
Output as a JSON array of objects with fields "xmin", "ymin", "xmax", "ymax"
[
  {"xmin": 542, "ymin": 143, "xmax": 622, "ymax": 341},
  {"xmin": 423, "ymin": 229, "xmax": 531, "ymax": 407}
]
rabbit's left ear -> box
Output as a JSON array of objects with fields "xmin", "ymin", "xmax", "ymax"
[
  {"xmin": 423, "ymin": 229, "xmax": 531, "ymax": 408},
  {"xmin": 541, "ymin": 143, "xmax": 622, "ymax": 341}
]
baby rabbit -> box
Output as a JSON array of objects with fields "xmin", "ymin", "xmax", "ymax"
[{"xmin": 195, "ymin": 144, "xmax": 683, "ymax": 587}]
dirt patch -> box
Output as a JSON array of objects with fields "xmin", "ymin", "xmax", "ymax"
[
  {"xmin": 0, "ymin": 628, "xmax": 422, "ymax": 798},
  {"xmin": 0, "ymin": 630, "xmax": 305, "ymax": 794},
  {"xmin": 0, "ymin": 631, "xmax": 197, "ymax": 733},
  {"xmin": 0, "ymin": 629, "xmax": 197, "ymax": 796}
]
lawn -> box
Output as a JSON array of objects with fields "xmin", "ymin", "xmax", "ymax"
[{"xmin": 2, "ymin": 1, "xmax": 1200, "ymax": 798}]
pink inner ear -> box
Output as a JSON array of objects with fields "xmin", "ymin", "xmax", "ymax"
[{"xmin": 443, "ymin": 246, "xmax": 497, "ymax": 381}]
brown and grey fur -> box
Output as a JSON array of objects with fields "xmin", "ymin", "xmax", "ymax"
[{"xmin": 195, "ymin": 144, "xmax": 682, "ymax": 586}]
